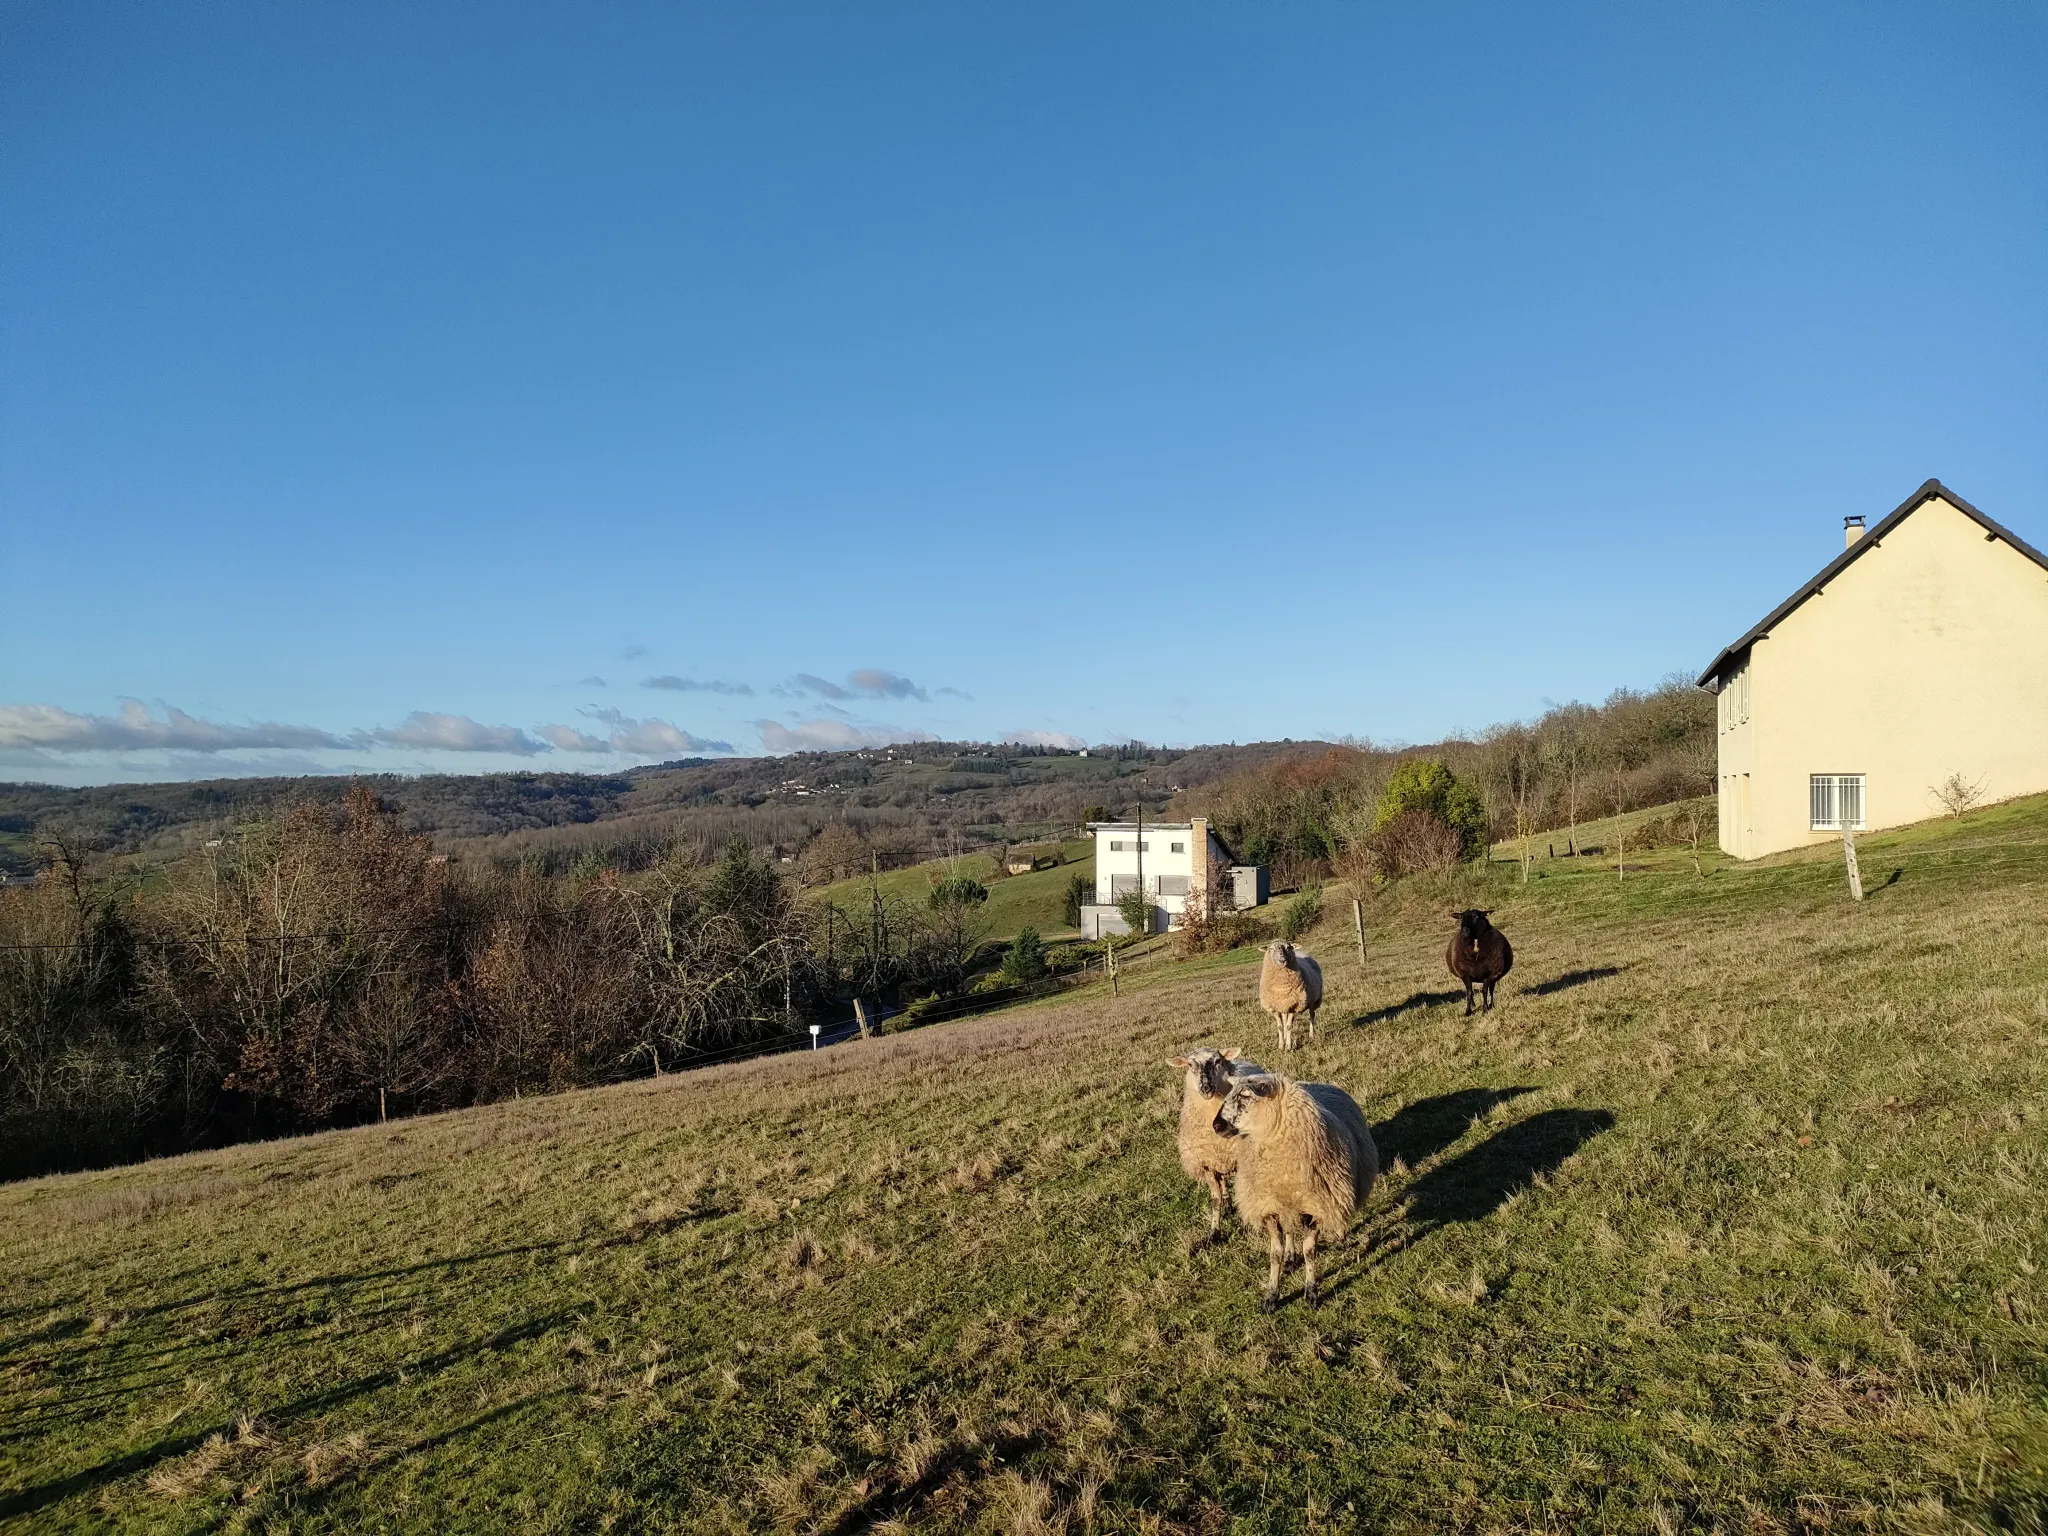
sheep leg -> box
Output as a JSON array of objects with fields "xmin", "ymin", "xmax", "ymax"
[
  {"xmin": 1301, "ymin": 1220, "xmax": 1320, "ymax": 1308},
  {"xmin": 1483, "ymin": 979, "xmax": 1495, "ymax": 1012},
  {"xmin": 1307, "ymin": 1004, "xmax": 1318, "ymax": 1042},
  {"xmin": 1261, "ymin": 1217, "xmax": 1287, "ymax": 1311},
  {"xmin": 1196, "ymin": 1171, "xmax": 1227, "ymax": 1248},
  {"xmin": 1463, "ymin": 980, "xmax": 1475, "ymax": 1017}
]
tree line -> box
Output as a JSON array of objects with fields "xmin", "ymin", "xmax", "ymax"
[
  {"xmin": 1177, "ymin": 678, "xmax": 1714, "ymax": 887},
  {"xmin": 0, "ymin": 786, "xmax": 1031, "ymax": 1181}
]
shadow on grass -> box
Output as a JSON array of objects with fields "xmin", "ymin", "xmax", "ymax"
[
  {"xmin": 817, "ymin": 1430, "xmax": 1048, "ymax": 1536},
  {"xmin": 0, "ymin": 1310, "xmax": 577, "ymax": 1520},
  {"xmin": 1374, "ymin": 1088, "xmax": 1537, "ymax": 1170},
  {"xmin": 1351, "ymin": 990, "xmax": 1465, "ymax": 1027},
  {"xmin": 1521, "ymin": 966, "xmax": 1624, "ymax": 997},
  {"xmin": 1403, "ymin": 1108, "xmax": 1616, "ymax": 1225}
]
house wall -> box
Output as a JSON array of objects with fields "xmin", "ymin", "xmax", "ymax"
[
  {"xmin": 1719, "ymin": 494, "xmax": 2048, "ymax": 857},
  {"xmin": 1086, "ymin": 821, "xmax": 1235, "ymax": 923}
]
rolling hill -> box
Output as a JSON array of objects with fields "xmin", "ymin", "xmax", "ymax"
[{"xmin": 4, "ymin": 798, "xmax": 2044, "ymax": 1529}]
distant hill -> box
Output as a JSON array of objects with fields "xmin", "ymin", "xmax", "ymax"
[{"xmin": 0, "ymin": 740, "xmax": 1318, "ymax": 876}]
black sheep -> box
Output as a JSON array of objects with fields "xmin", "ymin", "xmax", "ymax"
[{"xmin": 1445, "ymin": 909, "xmax": 1512, "ymax": 1015}]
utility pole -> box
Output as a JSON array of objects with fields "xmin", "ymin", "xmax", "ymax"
[{"xmin": 1135, "ymin": 788, "xmax": 1144, "ymax": 936}]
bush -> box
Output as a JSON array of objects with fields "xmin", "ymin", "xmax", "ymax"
[
  {"xmin": 928, "ymin": 877, "xmax": 989, "ymax": 911},
  {"xmin": 1116, "ymin": 890, "xmax": 1156, "ymax": 936},
  {"xmin": 1044, "ymin": 942, "xmax": 1096, "ymax": 974},
  {"xmin": 1375, "ymin": 760, "xmax": 1487, "ymax": 860},
  {"xmin": 1061, "ymin": 873, "xmax": 1092, "ymax": 928},
  {"xmin": 1366, "ymin": 810, "xmax": 1465, "ymax": 879},
  {"xmin": 1279, "ymin": 881, "xmax": 1324, "ymax": 942},
  {"xmin": 1000, "ymin": 927, "xmax": 1048, "ymax": 984}
]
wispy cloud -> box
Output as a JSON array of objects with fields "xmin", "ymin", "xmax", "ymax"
[
  {"xmin": 0, "ymin": 700, "xmax": 350, "ymax": 753},
  {"xmin": 1001, "ymin": 729, "xmax": 1087, "ymax": 749},
  {"xmin": 758, "ymin": 719, "xmax": 935, "ymax": 754},
  {"xmin": 621, "ymin": 645, "xmax": 650, "ymax": 661},
  {"xmin": 846, "ymin": 669, "xmax": 928, "ymax": 702},
  {"xmin": 540, "ymin": 707, "xmax": 733, "ymax": 756},
  {"xmin": 782, "ymin": 669, "xmax": 933, "ymax": 703},
  {"xmin": 576, "ymin": 676, "xmax": 608, "ymax": 688},
  {"xmin": 364, "ymin": 712, "xmax": 548, "ymax": 756},
  {"xmin": 785, "ymin": 673, "xmax": 854, "ymax": 701},
  {"xmin": 936, "ymin": 686, "xmax": 973, "ymax": 700},
  {"xmin": 642, "ymin": 675, "xmax": 753, "ymax": 696}
]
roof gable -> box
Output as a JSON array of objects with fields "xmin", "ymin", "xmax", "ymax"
[{"xmin": 1695, "ymin": 480, "xmax": 2048, "ymax": 688}]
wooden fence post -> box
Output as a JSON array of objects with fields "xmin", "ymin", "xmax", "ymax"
[
  {"xmin": 1841, "ymin": 826, "xmax": 1863, "ymax": 902},
  {"xmin": 1108, "ymin": 938, "xmax": 1119, "ymax": 997},
  {"xmin": 1351, "ymin": 898, "xmax": 1367, "ymax": 972},
  {"xmin": 853, "ymin": 999, "xmax": 872, "ymax": 1039}
]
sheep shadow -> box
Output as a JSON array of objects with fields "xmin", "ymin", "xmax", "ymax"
[
  {"xmin": 1402, "ymin": 1108, "xmax": 1616, "ymax": 1226},
  {"xmin": 1351, "ymin": 990, "xmax": 1465, "ymax": 1027},
  {"xmin": 1521, "ymin": 966, "xmax": 1623, "ymax": 998},
  {"xmin": 1373, "ymin": 1087, "xmax": 1537, "ymax": 1171}
]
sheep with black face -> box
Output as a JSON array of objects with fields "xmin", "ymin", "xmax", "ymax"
[
  {"xmin": 1168, "ymin": 1046, "xmax": 1265, "ymax": 1247},
  {"xmin": 1445, "ymin": 908, "xmax": 1513, "ymax": 1016},
  {"xmin": 1213, "ymin": 1071, "xmax": 1378, "ymax": 1309}
]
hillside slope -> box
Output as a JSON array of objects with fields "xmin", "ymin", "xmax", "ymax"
[
  {"xmin": 810, "ymin": 839, "xmax": 1094, "ymax": 942},
  {"xmin": 4, "ymin": 800, "xmax": 2045, "ymax": 1530}
]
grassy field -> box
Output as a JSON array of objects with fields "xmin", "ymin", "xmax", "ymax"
[
  {"xmin": 4, "ymin": 800, "xmax": 2047, "ymax": 1532},
  {"xmin": 811, "ymin": 839, "xmax": 1094, "ymax": 943}
]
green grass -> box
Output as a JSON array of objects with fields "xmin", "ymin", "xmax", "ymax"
[
  {"xmin": 5, "ymin": 802, "xmax": 2048, "ymax": 1532},
  {"xmin": 812, "ymin": 839, "xmax": 1094, "ymax": 942}
]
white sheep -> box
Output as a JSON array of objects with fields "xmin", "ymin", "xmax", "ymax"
[
  {"xmin": 1214, "ymin": 1071, "xmax": 1379, "ymax": 1309},
  {"xmin": 1168, "ymin": 1046, "xmax": 1265, "ymax": 1247},
  {"xmin": 1258, "ymin": 941, "xmax": 1324, "ymax": 1050}
]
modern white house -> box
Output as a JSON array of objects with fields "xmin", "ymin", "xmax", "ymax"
[
  {"xmin": 1078, "ymin": 817, "xmax": 1268, "ymax": 938},
  {"xmin": 1697, "ymin": 480, "xmax": 2048, "ymax": 858}
]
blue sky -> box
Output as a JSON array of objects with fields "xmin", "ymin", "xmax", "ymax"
[{"xmin": 3, "ymin": 3, "xmax": 2043, "ymax": 785}]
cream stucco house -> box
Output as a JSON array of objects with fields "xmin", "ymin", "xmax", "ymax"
[{"xmin": 1697, "ymin": 480, "xmax": 2048, "ymax": 859}]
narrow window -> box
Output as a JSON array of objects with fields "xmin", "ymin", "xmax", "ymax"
[
  {"xmin": 1108, "ymin": 839, "xmax": 1125, "ymax": 852},
  {"xmin": 1169, "ymin": 841, "xmax": 1185, "ymax": 853},
  {"xmin": 1810, "ymin": 774, "xmax": 1866, "ymax": 831}
]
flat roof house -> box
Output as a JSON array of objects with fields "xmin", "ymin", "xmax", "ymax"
[
  {"xmin": 1697, "ymin": 480, "xmax": 2048, "ymax": 859},
  {"xmin": 1078, "ymin": 818, "xmax": 1266, "ymax": 939}
]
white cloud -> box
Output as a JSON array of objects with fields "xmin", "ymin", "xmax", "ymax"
[
  {"xmin": 1001, "ymin": 729, "xmax": 1087, "ymax": 750},
  {"xmin": 0, "ymin": 700, "xmax": 349, "ymax": 753},
  {"xmin": 364, "ymin": 712, "xmax": 548, "ymax": 755},
  {"xmin": 539, "ymin": 724, "xmax": 613, "ymax": 752},
  {"xmin": 561, "ymin": 707, "xmax": 733, "ymax": 756},
  {"xmin": 758, "ymin": 719, "xmax": 936, "ymax": 754}
]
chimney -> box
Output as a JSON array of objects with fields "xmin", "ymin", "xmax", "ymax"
[
  {"xmin": 1844, "ymin": 516, "xmax": 1866, "ymax": 549},
  {"xmin": 1190, "ymin": 816, "xmax": 1211, "ymax": 918}
]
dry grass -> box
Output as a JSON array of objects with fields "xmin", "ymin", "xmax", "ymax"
[{"xmin": 3, "ymin": 799, "xmax": 2046, "ymax": 1531}]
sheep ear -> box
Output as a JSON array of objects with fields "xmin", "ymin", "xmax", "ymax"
[
  {"xmin": 1169, "ymin": 1055, "xmax": 1192, "ymax": 1070},
  {"xmin": 1220, "ymin": 1046, "xmax": 1241, "ymax": 1060},
  {"xmin": 1250, "ymin": 1077, "xmax": 1279, "ymax": 1097}
]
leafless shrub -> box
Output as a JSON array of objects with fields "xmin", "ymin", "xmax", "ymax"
[
  {"xmin": 1364, "ymin": 811, "xmax": 1464, "ymax": 880},
  {"xmin": 1931, "ymin": 773, "xmax": 1986, "ymax": 820}
]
